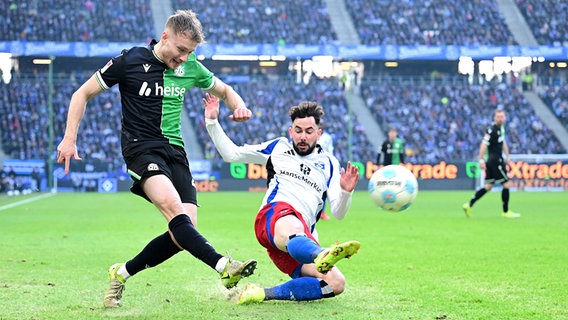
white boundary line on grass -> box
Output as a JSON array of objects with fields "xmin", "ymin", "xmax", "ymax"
[{"xmin": 0, "ymin": 192, "xmax": 56, "ymax": 212}]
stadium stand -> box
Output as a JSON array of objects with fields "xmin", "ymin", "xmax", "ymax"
[
  {"xmin": 2, "ymin": 0, "xmax": 560, "ymax": 47},
  {"xmin": 537, "ymin": 84, "xmax": 568, "ymax": 131},
  {"xmin": 360, "ymin": 77, "xmax": 566, "ymax": 163},
  {"xmin": 0, "ymin": 71, "xmax": 124, "ymax": 171},
  {"xmin": 515, "ymin": 0, "xmax": 568, "ymax": 46},
  {"xmin": 171, "ymin": 0, "xmax": 338, "ymax": 44},
  {"xmin": 344, "ymin": 0, "xmax": 516, "ymax": 45},
  {"xmin": 0, "ymin": 0, "xmax": 154, "ymax": 42}
]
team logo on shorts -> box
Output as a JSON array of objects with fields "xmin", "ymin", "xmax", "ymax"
[{"xmin": 147, "ymin": 163, "xmax": 159, "ymax": 171}]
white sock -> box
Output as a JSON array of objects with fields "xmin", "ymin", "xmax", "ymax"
[
  {"xmin": 215, "ymin": 256, "xmax": 229, "ymax": 273},
  {"xmin": 118, "ymin": 264, "xmax": 131, "ymax": 280}
]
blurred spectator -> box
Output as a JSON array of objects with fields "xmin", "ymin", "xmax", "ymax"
[
  {"xmin": 0, "ymin": 166, "xmax": 7, "ymax": 193},
  {"xmin": 30, "ymin": 166, "xmax": 41, "ymax": 191}
]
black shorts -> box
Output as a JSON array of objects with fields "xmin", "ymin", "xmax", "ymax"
[
  {"xmin": 485, "ymin": 158, "xmax": 508, "ymax": 184},
  {"xmin": 122, "ymin": 141, "xmax": 197, "ymax": 205}
]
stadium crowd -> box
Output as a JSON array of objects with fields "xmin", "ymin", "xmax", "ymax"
[
  {"xmin": 360, "ymin": 77, "xmax": 565, "ymax": 163},
  {"xmin": 538, "ymin": 84, "xmax": 568, "ymax": 131},
  {"xmin": 345, "ymin": 0, "xmax": 516, "ymax": 45},
  {"xmin": 0, "ymin": 71, "xmax": 123, "ymax": 170},
  {"xmin": 1, "ymin": 0, "xmax": 563, "ymax": 47},
  {"xmin": 171, "ymin": 0, "xmax": 337, "ymax": 45},
  {"xmin": 515, "ymin": 0, "xmax": 568, "ymax": 46},
  {"xmin": 0, "ymin": 0, "xmax": 154, "ymax": 42}
]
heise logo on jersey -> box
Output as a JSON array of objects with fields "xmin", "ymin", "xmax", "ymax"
[{"xmin": 138, "ymin": 82, "xmax": 186, "ymax": 97}]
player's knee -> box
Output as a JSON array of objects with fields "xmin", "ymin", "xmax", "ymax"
[
  {"xmin": 325, "ymin": 270, "xmax": 346, "ymax": 295},
  {"xmin": 484, "ymin": 184, "xmax": 493, "ymax": 191}
]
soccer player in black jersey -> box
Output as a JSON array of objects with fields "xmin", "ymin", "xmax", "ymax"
[
  {"xmin": 377, "ymin": 126, "xmax": 404, "ymax": 166},
  {"xmin": 57, "ymin": 10, "xmax": 257, "ymax": 308},
  {"xmin": 462, "ymin": 109, "xmax": 520, "ymax": 218}
]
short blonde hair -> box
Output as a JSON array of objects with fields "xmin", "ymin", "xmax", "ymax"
[{"xmin": 166, "ymin": 10, "xmax": 204, "ymax": 44}]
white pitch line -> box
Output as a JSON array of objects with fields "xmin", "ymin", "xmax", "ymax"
[{"xmin": 0, "ymin": 192, "xmax": 56, "ymax": 211}]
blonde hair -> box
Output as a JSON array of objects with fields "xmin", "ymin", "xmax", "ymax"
[{"xmin": 165, "ymin": 10, "xmax": 205, "ymax": 44}]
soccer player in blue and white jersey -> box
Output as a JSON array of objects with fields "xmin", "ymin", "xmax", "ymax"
[{"xmin": 203, "ymin": 94, "xmax": 361, "ymax": 304}]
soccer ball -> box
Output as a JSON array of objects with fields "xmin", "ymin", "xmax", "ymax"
[{"xmin": 368, "ymin": 165, "xmax": 418, "ymax": 212}]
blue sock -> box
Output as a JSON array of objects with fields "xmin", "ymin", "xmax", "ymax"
[
  {"xmin": 286, "ymin": 235, "xmax": 323, "ymax": 264},
  {"xmin": 267, "ymin": 277, "xmax": 327, "ymax": 301}
]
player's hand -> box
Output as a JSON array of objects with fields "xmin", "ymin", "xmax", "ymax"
[
  {"xmin": 56, "ymin": 138, "xmax": 82, "ymax": 174},
  {"xmin": 229, "ymin": 106, "xmax": 252, "ymax": 122},
  {"xmin": 478, "ymin": 159, "xmax": 486, "ymax": 170},
  {"xmin": 203, "ymin": 92, "xmax": 220, "ymax": 120},
  {"xmin": 340, "ymin": 161, "xmax": 359, "ymax": 192}
]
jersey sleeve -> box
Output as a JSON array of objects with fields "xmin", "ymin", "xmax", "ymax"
[
  {"xmin": 482, "ymin": 126, "xmax": 492, "ymax": 145},
  {"xmin": 326, "ymin": 157, "xmax": 354, "ymax": 220},
  {"xmin": 192, "ymin": 57, "xmax": 215, "ymax": 90},
  {"xmin": 95, "ymin": 51, "xmax": 127, "ymax": 90},
  {"xmin": 205, "ymin": 118, "xmax": 275, "ymax": 164}
]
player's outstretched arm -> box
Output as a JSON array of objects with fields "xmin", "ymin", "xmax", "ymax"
[
  {"xmin": 327, "ymin": 161, "xmax": 359, "ymax": 220},
  {"xmin": 57, "ymin": 75, "xmax": 102, "ymax": 173},
  {"xmin": 208, "ymin": 77, "xmax": 251, "ymax": 122},
  {"xmin": 477, "ymin": 142, "xmax": 487, "ymax": 169},
  {"xmin": 203, "ymin": 93, "xmax": 268, "ymax": 165}
]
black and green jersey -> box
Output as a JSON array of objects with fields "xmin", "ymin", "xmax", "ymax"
[
  {"xmin": 95, "ymin": 39, "xmax": 214, "ymax": 148},
  {"xmin": 378, "ymin": 137, "xmax": 404, "ymax": 165},
  {"xmin": 482, "ymin": 123, "xmax": 505, "ymax": 163}
]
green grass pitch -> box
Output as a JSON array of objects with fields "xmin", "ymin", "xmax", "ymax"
[{"xmin": 1, "ymin": 191, "xmax": 567, "ymax": 319}]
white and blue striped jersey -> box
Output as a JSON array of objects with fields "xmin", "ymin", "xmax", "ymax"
[{"xmin": 206, "ymin": 118, "xmax": 353, "ymax": 230}]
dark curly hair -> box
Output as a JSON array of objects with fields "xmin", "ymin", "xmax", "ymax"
[{"xmin": 289, "ymin": 101, "xmax": 324, "ymax": 125}]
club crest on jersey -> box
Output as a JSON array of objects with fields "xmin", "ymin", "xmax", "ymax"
[
  {"xmin": 314, "ymin": 161, "xmax": 325, "ymax": 170},
  {"xmin": 300, "ymin": 164, "xmax": 311, "ymax": 175},
  {"xmin": 174, "ymin": 65, "xmax": 185, "ymax": 77}
]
